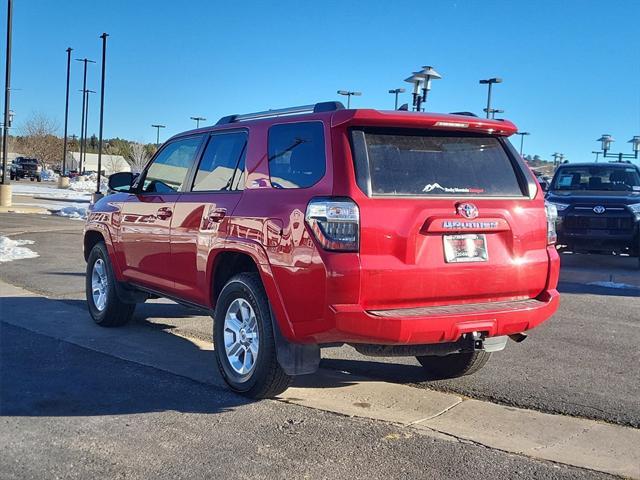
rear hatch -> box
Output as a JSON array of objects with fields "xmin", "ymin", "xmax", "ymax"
[{"xmin": 348, "ymin": 127, "xmax": 548, "ymax": 310}]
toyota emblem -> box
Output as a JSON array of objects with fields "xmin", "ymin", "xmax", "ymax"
[
  {"xmin": 593, "ymin": 205, "xmax": 606, "ymax": 214},
  {"xmin": 457, "ymin": 203, "xmax": 479, "ymax": 219}
]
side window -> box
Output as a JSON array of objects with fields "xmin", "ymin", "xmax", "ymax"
[
  {"xmin": 268, "ymin": 122, "xmax": 325, "ymax": 189},
  {"xmin": 142, "ymin": 137, "xmax": 202, "ymax": 193},
  {"xmin": 192, "ymin": 132, "xmax": 247, "ymax": 191}
]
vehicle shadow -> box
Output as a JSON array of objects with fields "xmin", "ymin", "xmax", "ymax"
[
  {"xmin": 0, "ymin": 296, "xmax": 252, "ymax": 417},
  {"xmin": 558, "ymin": 281, "xmax": 640, "ymax": 297}
]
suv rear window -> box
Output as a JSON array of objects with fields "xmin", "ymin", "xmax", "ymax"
[
  {"xmin": 351, "ymin": 130, "xmax": 525, "ymax": 197},
  {"xmin": 268, "ymin": 122, "xmax": 325, "ymax": 189}
]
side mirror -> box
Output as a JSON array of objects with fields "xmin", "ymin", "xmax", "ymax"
[{"xmin": 108, "ymin": 171, "xmax": 134, "ymax": 193}]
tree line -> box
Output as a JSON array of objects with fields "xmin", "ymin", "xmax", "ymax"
[{"xmin": 6, "ymin": 112, "xmax": 156, "ymax": 173}]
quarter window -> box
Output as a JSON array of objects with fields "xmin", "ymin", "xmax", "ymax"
[
  {"xmin": 193, "ymin": 132, "xmax": 247, "ymax": 191},
  {"xmin": 268, "ymin": 122, "xmax": 325, "ymax": 189},
  {"xmin": 142, "ymin": 137, "xmax": 202, "ymax": 193}
]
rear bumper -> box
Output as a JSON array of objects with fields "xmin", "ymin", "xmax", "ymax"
[{"xmin": 322, "ymin": 289, "xmax": 559, "ymax": 345}]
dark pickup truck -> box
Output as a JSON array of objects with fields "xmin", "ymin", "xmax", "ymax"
[{"xmin": 10, "ymin": 157, "xmax": 42, "ymax": 181}]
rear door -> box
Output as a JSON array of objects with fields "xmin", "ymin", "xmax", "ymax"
[
  {"xmin": 117, "ymin": 136, "xmax": 203, "ymax": 291},
  {"xmin": 349, "ymin": 129, "xmax": 546, "ymax": 310},
  {"xmin": 170, "ymin": 130, "xmax": 248, "ymax": 305}
]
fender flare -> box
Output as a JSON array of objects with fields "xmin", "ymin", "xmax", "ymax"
[{"xmin": 213, "ymin": 238, "xmax": 320, "ymax": 376}]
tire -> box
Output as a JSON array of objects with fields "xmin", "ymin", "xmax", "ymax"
[
  {"xmin": 213, "ymin": 273, "xmax": 292, "ymax": 398},
  {"xmin": 36, "ymin": 176, "xmax": 42, "ymax": 182},
  {"xmin": 86, "ymin": 242, "xmax": 135, "ymax": 327},
  {"xmin": 9, "ymin": 172, "xmax": 14, "ymax": 180},
  {"xmin": 416, "ymin": 350, "xmax": 491, "ymax": 380},
  {"xmin": 30, "ymin": 177, "xmax": 35, "ymax": 181}
]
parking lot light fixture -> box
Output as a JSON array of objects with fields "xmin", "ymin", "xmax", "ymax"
[
  {"xmin": 336, "ymin": 90, "xmax": 362, "ymax": 108},
  {"xmin": 417, "ymin": 66, "xmax": 442, "ymax": 106},
  {"xmin": 62, "ymin": 47, "xmax": 73, "ymax": 177},
  {"xmin": 190, "ymin": 116, "xmax": 206, "ymax": 128},
  {"xmin": 1, "ymin": 0, "xmax": 13, "ymax": 189},
  {"xmin": 595, "ymin": 134, "xmax": 638, "ymax": 162},
  {"xmin": 597, "ymin": 134, "xmax": 614, "ymax": 153},
  {"xmin": 479, "ymin": 77, "xmax": 503, "ymax": 119},
  {"xmin": 75, "ymin": 58, "xmax": 96, "ymax": 174},
  {"xmin": 515, "ymin": 131, "xmax": 530, "ymax": 156},
  {"xmin": 388, "ymin": 88, "xmax": 406, "ymax": 110},
  {"xmin": 404, "ymin": 73, "xmax": 424, "ymax": 111}
]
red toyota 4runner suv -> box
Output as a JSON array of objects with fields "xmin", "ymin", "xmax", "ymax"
[{"xmin": 84, "ymin": 102, "xmax": 560, "ymax": 398}]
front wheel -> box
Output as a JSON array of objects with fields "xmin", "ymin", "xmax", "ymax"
[
  {"xmin": 86, "ymin": 242, "xmax": 135, "ymax": 327},
  {"xmin": 214, "ymin": 273, "xmax": 292, "ymax": 398},
  {"xmin": 416, "ymin": 350, "xmax": 491, "ymax": 380}
]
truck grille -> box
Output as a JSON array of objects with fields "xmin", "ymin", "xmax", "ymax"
[{"xmin": 563, "ymin": 216, "xmax": 633, "ymax": 231}]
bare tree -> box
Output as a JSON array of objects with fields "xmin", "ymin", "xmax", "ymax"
[
  {"xmin": 128, "ymin": 142, "xmax": 150, "ymax": 173},
  {"xmin": 103, "ymin": 155, "xmax": 126, "ymax": 175},
  {"xmin": 18, "ymin": 112, "xmax": 63, "ymax": 169}
]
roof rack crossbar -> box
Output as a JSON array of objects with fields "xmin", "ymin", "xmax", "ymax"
[{"xmin": 216, "ymin": 101, "xmax": 344, "ymax": 125}]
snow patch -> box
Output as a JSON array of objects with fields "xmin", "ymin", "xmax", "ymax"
[
  {"xmin": 12, "ymin": 184, "xmax": 91, "ymax": 201},
  {"xmin": 54, "ymin": 204, "xmax": 88, "ymax": 219},
  {"xmin": 0, "ymin": 236, "xmax": 39, "ymax": 263},
  {"xmin": 40, "ymin": 169, "xmax": 59, "ymax": 182},
  {"xmin": 68, "ymin": 173, "xmax": 108, "ymax": 193}
]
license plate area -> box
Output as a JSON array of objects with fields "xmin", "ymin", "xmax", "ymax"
[{"xmin": 443, "ymin": 234, "xmax": 488, "ymax": 263}]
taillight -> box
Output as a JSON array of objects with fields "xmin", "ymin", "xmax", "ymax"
[
  {"xmin": 305, "ymin": 197, "xmax": 359, "ymax": 252},
  {"xmin": 545, "ymin": 201, "xmax": 558, "ymax": 245}
]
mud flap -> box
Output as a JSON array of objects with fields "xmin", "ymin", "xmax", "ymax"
[{"xmin": 270, "ymin": 309, "xmax": 320, "ymax": 376}]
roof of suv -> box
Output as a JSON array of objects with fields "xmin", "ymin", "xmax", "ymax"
[
  {"xmin": 556, "ymin": 162, "xmax": 639, "ymax": 169},
  {"xmin": 170, "ymin": 104, "xmax": 518, "ymax": 142}
]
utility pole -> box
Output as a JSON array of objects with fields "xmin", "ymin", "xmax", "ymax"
[
  {"xmin": 515, "ymin": 131, "xmax": 530, "ymax": 156},
  {"xmin": 96, "ymin": 33, "xmax": 109, "ymax": 198},
  {"xmin": 62, "ymin": 48, "xmax": 73, "ymax": 177}
]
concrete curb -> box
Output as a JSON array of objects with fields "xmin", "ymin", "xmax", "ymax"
[{"xmin": 1, "ymin": 279, "xmax": 638, "ymax": 478}]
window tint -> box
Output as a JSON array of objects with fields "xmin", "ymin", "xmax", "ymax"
[
  {"xmin": 193, "ymin": 132, "xmax": 247, "ymax": 191},
  {"xmin": 352, "ymin": 130, "xmax": 524, "ymax": 197},
  {"xmin": 268, "ymin": 122, "xmax": 325, "ymax": 188},
  {"xmin": 551, "ymin": 166, "xmax": 640, "ymax": 192},
  {"xmin": 142, "ymin": 137, "xmax": 202, "ymax": 193}
]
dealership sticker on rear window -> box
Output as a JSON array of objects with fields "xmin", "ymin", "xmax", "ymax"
[{"xmin": 423, "ymin": 183, "xmax": 485, "ymax": 194}]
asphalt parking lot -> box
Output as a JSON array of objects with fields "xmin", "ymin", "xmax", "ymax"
[{"xmin": 1, "ymin": 212, "xmax": 639, "ymax": 478}]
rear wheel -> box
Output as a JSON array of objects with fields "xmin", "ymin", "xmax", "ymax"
[
  {"xmin": 86, "ymin": 242, "xmax": 135, "ymax": 327},
  {"xmin": 416, "ymin": 350, "xmax": 491, "ymax": 380},
  {"xmin": 214, "ymin": 273, "xmax": 292, "ymax": 398}
]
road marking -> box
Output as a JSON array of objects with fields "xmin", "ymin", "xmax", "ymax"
[{"xmin": 1, "ymin": 279, "xmax": 638, "ymax": 479}]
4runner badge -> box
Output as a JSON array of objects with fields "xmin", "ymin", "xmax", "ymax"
[{"xmin": 457, "ymin": 203, "xmax": 479, "ymax": 219}]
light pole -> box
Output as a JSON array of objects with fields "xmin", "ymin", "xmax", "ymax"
[
  {"xmin": 337, "ymin": 90, "xmax": 362, "ymax": 108},
  {"xmin": 404, "ymin": 66, "xmax": 442, "ymax": 112},
  {"xmin": 479, "ymin": 77, "xmax": 502, "ymax": 119},
  {"xmin": 1, "ymin": 0, "xmax": 13, "ymax": 203},
  {"xmin": 62, "ymin": 47, "xmax": 73, "ymax": 177},
  {"xmin": 595, "ymin": 134, "xmax": 640, "ymax": 163},
  {"xmin": 190, "ymin": 116, "xmax": 206, "ymax": 128},
  {"xmin": 96, "ymin": 32, "xmax": 109, "ymax": 197},
  {"xmin": 515, "ymin": 131, "xmax": 530, "ymax": 156},
  {"xmin": 151, "ymin": 124, "xmax": 166, "ymax": 147},
  {"xmin": 388, "ymin": 88, "xmax": 405, "ymax": 110},
  {"xmin": 75, "ymin": 58, "xmax": 95, "ymax": 174},
  {"xmin": 80, "ymin": 89, "xmax": 96, "ymax": 173}
]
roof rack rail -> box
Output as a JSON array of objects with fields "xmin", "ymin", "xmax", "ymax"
[
  {"xmin": 449, "ymin": 111, "xmax": 478, "ymax": 117},
  {"xmin": 216, "ymin": 101, "xmax": 344, "ymax": 125}
]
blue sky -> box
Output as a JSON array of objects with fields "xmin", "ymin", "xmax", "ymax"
[{"xmin": 4, "ymin": 0, "xmax": 639, "ymax": 163}]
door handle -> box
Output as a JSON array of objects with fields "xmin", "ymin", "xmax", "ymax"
[
  {"xmin": 156, "ymin": 207, "xmax": 173, "ymax": 220},
  {"xmin": 207, "ymin": 208, "xmax": 226, "ymax": 222}
]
